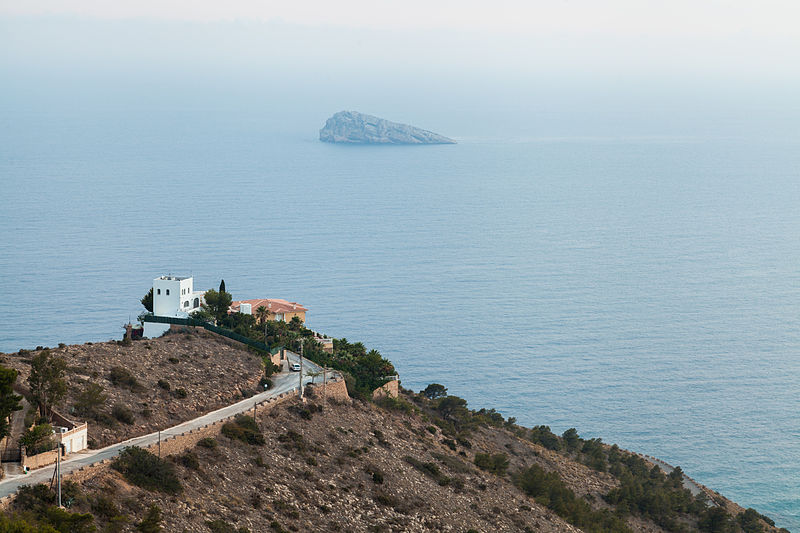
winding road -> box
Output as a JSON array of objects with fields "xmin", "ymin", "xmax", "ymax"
[{"xmin": 0, "ymin": 351, "xmax": 328, "ymax": 499}]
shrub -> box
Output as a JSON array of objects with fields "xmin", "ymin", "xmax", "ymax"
[
  {"xmin": 109, "ymin": 367, "xmax": 142, "ymax": 391},
  {"xmin": 422, "ymin": 383, "xmax": 448, "ymax": 400},
  {"xmin": 176, "ymin": 450, "xmax": 200, "ymax": 470},
  {"xmin": 172, "ymin": 388, "xmax": 188, "ymax": 399},
  {"xmin": 515, "ymin": 464, "xmax": 631, "ymax": 533},
  {"xmin": 206, "ymin": 519, "xmax": 235, "ymax": 532},
  {"xmin": 698, "ymin": 507, "xmax": 736, "ymax": 533},
  {"xmin": 91, "ymin": 495, "xmax": 121, "ymax": 519},
  {"xmin": 111, "ymin": 446, "xmax": 182, "ymax": 494},
  {"xmin": 197, "ymin": 437, "xmax": 218, "ymax": 449},
  {"xmin": 75, "ymin": 383, "xmax": 108, "ymax": 418},
  {"xmin": 157, "ymin": 379, "xmax": 170, "ymax": 391},
  {"xmin": 431, "ymin": 452, "xmax": 472, "ymax": 474},
  {"xmin": 529, "ymin": 425, "xmax": 561, "ymax": 451},
  {"xmin": 474, "ymin": 453, "xmax": 509, "ymax": 476},
  {"xmin": 221, "ymin": 415, "xmax": 265, "ymax": 445},
  {"xmin": 138, "ymin": 504, "xmax": 162, "ymax": 533},
  {"xmin": 20, "ymin": 424, "xmax": 56, "ymax": 455},
  {"xmin": 404, "ymin": 456, "xmax": 451, "ymax": 486},
  {"xmin": 112, "ymin": 404, "xmax": 135, "ymax": 425}
]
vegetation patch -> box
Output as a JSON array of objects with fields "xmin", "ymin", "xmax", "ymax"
[
  {"xmin": 513, "ymin": 464, "xmax": 631, "ymax": 533},
  {"xmin": 404, "ymin": 456, "xmax": 451, "ymax": 486},
  {"xmin": 111, "ymin": 446, "xmax": 182, "ymax": 494},
  {"xmin": 474, "ymin": 452, "xmax": 510, "ymax": 476},
  {"xmin": 221, "ymin": 415, "xmax": 265, "ymax": 446},
  {"xmin": 112, "ymin": 403, "xmax": 135, "ymax": 425},
  {"xmin": 109, "ymin": 366, "xmax": 142, "ymax": 392}
]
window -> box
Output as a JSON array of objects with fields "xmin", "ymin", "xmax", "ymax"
[
  {"xmin": 157, "ymin": 289, "xmax": 161, "ymax": 295},
  {"xmin": 193, "ymin": 298, "xmax": 199, "ymax": 308},
  {"xmin": 166, "ymin": 289, "xmax": 170, "ymax": 295},
  {"xmin": 184, "ymin": 301, "xmax": 189, "ymax": 307}
]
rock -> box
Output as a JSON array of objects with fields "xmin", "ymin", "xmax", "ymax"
[{"xmin": 319, "ymin": 110, "xmax": 456, "ymax": 145}]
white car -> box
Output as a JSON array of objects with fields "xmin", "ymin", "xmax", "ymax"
[{"xmin": 290, "ymin": 363, "xmax": 302, "ymax": 372}]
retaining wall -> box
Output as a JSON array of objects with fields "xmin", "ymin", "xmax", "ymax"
[
  {"xmin": 306, "ymin": 377, "xmax": 350, "ymax": 403},
  {"xmin": 371, "ymin": 379, "xmax": 399, "ymax": 400},
  {"xmin": 21, "ymin": 448, "xmax": 61, "ymax": 471}
]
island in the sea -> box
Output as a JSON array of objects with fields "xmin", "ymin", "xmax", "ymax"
[{"xmin": 319, "ymin": 110, "xmax": 456, "ymax": 144}]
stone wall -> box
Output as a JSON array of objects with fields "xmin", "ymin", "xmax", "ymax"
[
  {"xmin": 371, "ymin": 379, "xmax": 399, "ymax": 400},
  {"xmin": 306, "ymin": 377, "xmax": 350, "ymax": 403},
  {"xmin": 22, "ymin": 448, "xmax": 61, "ymax": 470}
]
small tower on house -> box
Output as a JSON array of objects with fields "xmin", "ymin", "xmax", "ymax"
[{"xmin": 143, "ymin": 275, "xmax": 206, "ymax": 338}]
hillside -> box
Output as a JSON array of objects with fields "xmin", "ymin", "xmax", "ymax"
[
  {"xmin": 1, "ymin": 330, "xmax": 264, "ymax": 448},
  {"xmin": 2, "ymin": 390, "xmax": 787, "ymax": 533},
  {"xmin": 0, "ymin": 332, "xmax": 787, "ymax": 533}
]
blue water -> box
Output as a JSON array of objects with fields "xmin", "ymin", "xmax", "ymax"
[{"xmin": 1, "ymin": 107, "xmax": 798, "ymax": 529}]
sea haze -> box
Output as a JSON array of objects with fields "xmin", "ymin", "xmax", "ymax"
[{"xmin": 0, "ymin": 103, "xmax": 798, "ymax": 529}]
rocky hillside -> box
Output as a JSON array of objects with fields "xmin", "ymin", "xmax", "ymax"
[
  {"xmin": 1, "ymin": 330, "xmax": 264, "ymax": 448},
  {"xmin": 3, "ymin": 390, "xmax": 786, "ymax": 533}
]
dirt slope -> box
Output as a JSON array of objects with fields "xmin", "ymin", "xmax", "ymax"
[{"xmin": 2, "ymin": 330, "xmax": 263, "ymax": 448}]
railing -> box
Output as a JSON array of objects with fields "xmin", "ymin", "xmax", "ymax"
[{"xmin": 142, "ymin": 315, "xmax": 276, "ymax": 354}]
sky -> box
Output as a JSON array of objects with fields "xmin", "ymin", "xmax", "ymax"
[{"xmin": 2, "ymin": 1, "xmax": 799, "ymax": 136}]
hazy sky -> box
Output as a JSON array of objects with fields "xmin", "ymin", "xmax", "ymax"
[
  {"xmin": 2, "ymin": 1, "xmax": 799, "ymax": 136},
  {"xmin": 3, "ymin": 0, "xmax": 799, "ymax": 78}
]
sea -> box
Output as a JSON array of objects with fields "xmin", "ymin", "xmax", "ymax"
[{"xmin": 1, "ymin": 103, "xmax": 798, "ymax": 529}]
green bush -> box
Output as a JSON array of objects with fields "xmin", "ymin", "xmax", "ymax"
[
  {"xmin": 20, "ymin": 424, "xmax": 56, "ymax": 455},
  {"xmin": 172, "ymin": 388, "xmax": 188, "ymax": 399},
  {"xmin": 74, "ymin": 383, "xmax": 107, "ymax": 418},
  {"xmin": 138, "ymin": 505, "xmax": 162, "ymax": 533},
  {"xmin": 176, "ymin": 450, "xmax": 200, "ymax": 470},
  {"xmin": 197, "ymin": 437, "xmax": 218, "ymax": 449},
  {"xmin": 529, "ymin": 425, "xmax": 561, "ymax": 451},
  {"xmin": 109, "ymin": 367, "xmax": 142, "ymax": 391},
  {"xmin": 604, "ymin": 452, "xmax": 706, "ymax": 531},
  {"xmin": 157, "ymin": 380, "xmax": 170, "ymax": 391},
  {"xmin": 111, "ymin": 446, "xmax": 182, "ymax": 494},
  {"xmin": 514, "ymin": 464, "xmax": 631, "ymax": 533},
  {"xmin": 221, "ymin": 415, "xmax": 265, "ymax": 446},
  {"xmin": 206, "ymin": 519, "xmax": 235, "ymax": 532},
  {"xmin": 11, "ymin": 484, "xmax": 95, "ymax": 532},
  {"xmin": 404, "ymin": 456, "xmax": 451, "ymax": 486},
  {"xmin": 112, "ymin": 404, "xmax": 135, "ymax": 425},
  {"xmin": 474, "ymin": 453, "xmax": 509, "ymax": 476}
]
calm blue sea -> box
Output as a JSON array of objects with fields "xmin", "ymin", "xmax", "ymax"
[{"xmin": 1, "ymin": 106, "xmax": 798, "ymax": 529}]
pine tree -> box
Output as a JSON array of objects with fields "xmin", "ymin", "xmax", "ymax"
[{"xmin": 0, "ymin": 365, "xmax": 23, "ymax": 439}]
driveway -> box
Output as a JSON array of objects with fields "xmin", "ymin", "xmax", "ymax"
[{"xmin": 0, "ymin": 352, "xmax": 332, "ymax": 499}]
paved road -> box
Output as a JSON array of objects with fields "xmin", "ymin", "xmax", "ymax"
[{"xmin": 0, "ymin": 352, "xmax": 330, "ymax": 498}]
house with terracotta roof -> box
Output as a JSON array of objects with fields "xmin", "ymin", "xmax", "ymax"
[{"xmin": 230, "ymin": 298, "xmax": 307, "ymax": 323}]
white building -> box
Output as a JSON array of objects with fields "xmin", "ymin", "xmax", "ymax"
[{"xmin": 143, "ymin": 275, "xmax": 207, "ymax": 338}]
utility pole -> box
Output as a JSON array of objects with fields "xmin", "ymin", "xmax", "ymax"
[
  {"xmin": 323, "ymin": 367, "xmax": 328, "ymax": 407},
  {"xmin": 253, "ymin": 400, "xmax": 257, "ymax": 423},
  {"xmin": 158, "ymin": 430, "xmax": 161, "ymax": 458},
  {"xmin": 298, "ymin": 338, "xmax": 304, "ymax": 399},
  {"xmin": 56, "ymin": 443, "xmax": 63, "ymax": 507}
]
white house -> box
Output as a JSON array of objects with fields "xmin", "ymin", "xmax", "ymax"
[
  {"xmin": 143, "ymin": 275, "xmax": 207, "ymax": 338},
  {"xmin": 52, "ymin": 411, "xmax": 88, "ymax": 455}
]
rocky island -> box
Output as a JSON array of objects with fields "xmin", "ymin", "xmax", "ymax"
[{"xmin": 320, "ymin": 110, "xmax": 456, "ymax": 144}]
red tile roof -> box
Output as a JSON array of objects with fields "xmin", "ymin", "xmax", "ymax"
[{"xmin": 230, "ymin": 298, "xmax": 307, "ymax": 315}]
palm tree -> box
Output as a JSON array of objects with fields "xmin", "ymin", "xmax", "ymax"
[{"xmin": 255, "ymin": 305, "xmax": 269, "ymax": 325}]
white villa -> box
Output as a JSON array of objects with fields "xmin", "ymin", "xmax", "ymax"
[{"xmin": 143, "ymin": 275, "xmax": 207, "ymax": 338}]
